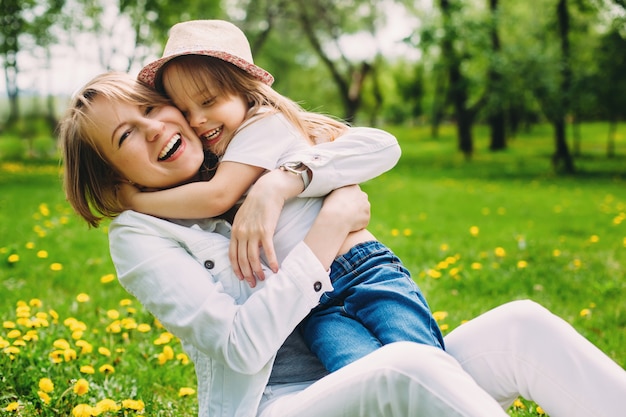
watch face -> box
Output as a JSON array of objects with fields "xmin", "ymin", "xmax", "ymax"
[{"xmin": 286, "ymin": 162, "xmax": 305, "ymax": 171}]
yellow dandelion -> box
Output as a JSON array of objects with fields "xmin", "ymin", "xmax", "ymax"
[
  {"xmin": 3, "ymin": 321, "xmax": 16, "ymax": 329},
  {"xmin": 73, "ymin": 378, "xmax": 89, "ymax": 396},
  {"xmin": 98, "ymin": 346, "xmax": 111, "ymax": 357},
  {"xmin": 427, "ymin": 269, "xmax": 442, "ymax": 279},
  {"xmin": 39, "ymin": 377, "xmax": 54, "ymax": 393},
  {"xmin": 38, "ymin": 391, "xmax": 51, "ymax": 404},
  {"xmin": 481, "ymin": 207, "xmax": 490, "ymax": 215},
  {"xmin": 440, "ymin": 324, "xmax": 449, "ymax": 331},
  {"xmin": 29, "ymin": 298, "xmax": 42, "ymax": 307},
  {"xmin": 449, "ymin": 267, "xmax": 460, "ymax": 279},
  {"xmin": 121, "ymin": 399, "xmax": 144, "ymax": 411},
  {"xmin": 53, "ymin": 339, "xmax": 70, "ymax": 350},
  {"xmin": 177, "ymin": 353, "xmax": 190, "ymax": 365},
  {"xmin": 513, "ymin": 399, "xmax": 526, "ymax": 409},
  {"xmin": 39, "ymin": 203, "xmax": 50, "ymax": 216},
  {"xmin": 470, "ymin": 262, "xmax": 482, "ymax": 270},
  {"xmin": 158, "ymin": 352, "xmax": 168, "ymax": 365},
  {"xmin": 552, "ymin": 249, "xmax": 561, "ymax": 257},
  {"xmin": 99, "ymin": 364, "xmax": 115, "ymax": 374},
  {"xmin": 469, "ymin": 226, "xmax": 479, "ymax": 237},
  {"xmin": 391, "ymin": 228, "xmax": 399, "ymax": 237},
  {"xmin": 137, "ymin": 323, "xmax": 151, "ymax": 333},
  {"xmin": 76, "ymin": 293, "xmax": 90, "ymax": 303},
  {"xmin": 7, "ymin": 329, "xmax": 21, "ymax": 339},
  {"xmin": 8, "ymin": 254, "xmax": 19, "ymax": 263},
  {"xmin": 63, "ymin": 348, "xmax": 77, "ymax": 361},
  {"xmin": 580, "ymin": 308, "xmax": 591, "ymax": 317},
  {"xmin": 494, "ymin": 247, "xmax": 506, "ymax": 258},
  {"xmin": 37, "ymin": 250, "xmax": 48, "ymax": 258},
  {"xmin": 496, "ymin": 207, "xmax": 506, "ymax": 215},
  {"xmin": 517, "ymin": 260, "xmax": 528, "ymax": 269},
  {"xmin": 589, "ymin": 235, "xmax": 600, "ymax": 243},
  {"xmin": 439, "ymin": 243, "xmax": 449, "ymax": 251},
  {"xmin": 49, "ymin": 263, "xmax": 63, "ymax": 271},
  {"xmin": 72, "ymin": 404, "xmax": 94, "ymax": 417},
  {"xmin": 80, "ymin": 365, "xmax": 95, "ymax": 374},
  {"xmin": 100, "ymin": 273, "xmax": 115, "ymax": 283},
  {"xmin": 163, "ymin": 345, "xmax": 175, "ymax": 360},
  {"xmin": 75, "ymin": 340, "xmax": 93, "ymax": 354},
  {"xmin": 95, "ymin": 399, "xmax": 120, "ymax": 413},
  {"xmin": 536, "ymin": 406, "xmax": 546, "ymax": 415},
  {"xmin": 5, "ymin": 401, "xmax": 20, "ymax": 411},
  {"xmin": 179, "ymin": 387, "xmax": 196, "ymax": 397},
  {"xmin": 402, "ymin": 228, "xmax": 412, "ymax": 237},
  {"xmin": 106, "ymin": 310, "xmax": 120, "ymax": 320},
  {"xmin": 119, "ymin": 299, "xmax": 133, "ymax": 306},
  {"xmin": 432, "ymin": 311, "xmax": 448, "ymax": 322},
  {"xmin": 25, "ymin": 242, "xmax": 35, "ymax": 249}
]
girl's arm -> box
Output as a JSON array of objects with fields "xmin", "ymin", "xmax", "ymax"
[
  {"xmin": 121, "ymin": 161, "xmax": 265, "ymax": 219},
  {"xmin": 109, "ymin": 185, "xmax": 369, "ymax": 373}
]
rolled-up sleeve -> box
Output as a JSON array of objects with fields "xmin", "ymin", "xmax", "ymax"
[
  {"xmin": 295, "ymin": 127, "xmax": 401, "ymax": 198},
  {"xmin": 109, "ymin": 211, "xmax": 331, "ymax": 375}
]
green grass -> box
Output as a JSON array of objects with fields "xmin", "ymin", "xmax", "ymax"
[{"xmin": 1, "ymin": 122, "xmax": 624, "ymax": 416}]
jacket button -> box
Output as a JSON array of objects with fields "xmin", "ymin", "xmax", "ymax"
[
  {"xmin": 313, "ymin": 281, "xmax": 322, "ymax": 292},
  {"xmin": 204, "ymin": 260, "xmax": 215, "ymax": 269}
]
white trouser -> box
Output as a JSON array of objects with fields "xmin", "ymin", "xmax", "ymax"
[{"xmin": 258, "ymin": 300, "xmax": 626, "ymax": 417}]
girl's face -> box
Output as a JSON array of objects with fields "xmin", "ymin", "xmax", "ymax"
[
  {"xmin": 85, "ymin": 96, "xmax": 205, "ymax": 189},
  {"xmin": 162, "ymin": 64, "xmax": 248, "ymax": 154}
]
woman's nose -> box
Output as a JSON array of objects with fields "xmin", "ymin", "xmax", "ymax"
[{"xmin": 145, "ymin": 119, "xmax": 164, "ymax": 142}]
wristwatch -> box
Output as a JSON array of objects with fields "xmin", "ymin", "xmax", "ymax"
[{"xmin": 279, "ymin": 161, "xmax": 311, "ymax": 189}]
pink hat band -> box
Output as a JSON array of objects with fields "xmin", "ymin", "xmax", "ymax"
[{"xmin": 138, "ymin": 20, "xmax": 274, "ymax": 88}]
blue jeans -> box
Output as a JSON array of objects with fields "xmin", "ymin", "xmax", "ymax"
[{"xmin": 299, "ymin": 241, "xmax": 445, "ymax": 372}]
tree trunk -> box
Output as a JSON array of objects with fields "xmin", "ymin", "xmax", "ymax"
[
  {"xmin": 607, "ymin": 120, "xmax": 617, "ymax": 158},
  {"xmin": 488, "ymin": 0, "xmax": 506, "ymax": 151},
  {"xmin": 553, "ymin": 0, "xmax": 575, "ymax": 173}
]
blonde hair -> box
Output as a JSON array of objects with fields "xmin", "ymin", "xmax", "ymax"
[
  {"xmin": 157, "ymin": 55, "xmax": 348, "ymax": 156},
  {"xmin": 59, "ymin": 72, "xmax": 172, "ymax": 227}
]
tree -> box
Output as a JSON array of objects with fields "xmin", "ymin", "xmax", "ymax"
[
  {"xmin": 486, "ymin": 0, "xmax": 506, "ymax": 151},
  {"xmin": 0, "ymin": 0, "xmax": 28, "ymax": 124}
]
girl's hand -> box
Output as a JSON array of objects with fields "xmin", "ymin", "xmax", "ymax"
[{"xmin": 321, "ymin": 185, "xmax": 370, "ymax": 233}]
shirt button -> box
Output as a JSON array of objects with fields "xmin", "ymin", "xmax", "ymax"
[
  {"xmin": 204, "ymin": 260, "xmax": 215, "ymax": 269},
  {"xmin": 313, "ymin": 281, "xmax": 322, "ymax": 292}
]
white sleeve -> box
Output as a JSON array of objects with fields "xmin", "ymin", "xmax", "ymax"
[
  {"xmin": 108, "ymin": 211, "xmax": 332, "ymax": 375},
  {"xmin": 294, "ymin": 127, "xmax": 401, "ymax": 198}
]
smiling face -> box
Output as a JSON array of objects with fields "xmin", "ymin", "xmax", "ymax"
[
  {"xmin": 85, "ymin": 96, "xmax": 205, "ymax": 189},
  {"xmin": 160, "ymin": 56, "xmax": 249, "ymax": 156}
]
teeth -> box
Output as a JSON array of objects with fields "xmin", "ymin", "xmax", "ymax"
[
  {"xmin": 158, "ymin": 134, "xmax": 181, "ymax": 160},
  {"xmin": 202, "ymin": 127, "xmax": 222, "ymax": 141}
]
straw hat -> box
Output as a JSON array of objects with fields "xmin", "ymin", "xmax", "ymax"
[{"xmin": 138, "ymin": 20, "xmax": 274, "ymax": 88}]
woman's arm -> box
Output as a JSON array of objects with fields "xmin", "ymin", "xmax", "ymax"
[
  {"xmin": 120, "ymin": 161, "xmax": 264, "ymax": 219},
  {"xmin": 108, "ymin": 185, "xmax": 369, "ymax": 374},
  {"xmin": 230, "ymin": 127, "xmax": 400, "ymax": 279}
]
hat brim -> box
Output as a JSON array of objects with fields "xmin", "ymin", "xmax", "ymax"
[{"xmin": 137, "ymin": 50, "xmax": 274, "ymax": 88}]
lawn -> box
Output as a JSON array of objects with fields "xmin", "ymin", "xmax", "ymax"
[{"xmin": 1, "ymin": 122, "xmax": 624, "ymax": 416}]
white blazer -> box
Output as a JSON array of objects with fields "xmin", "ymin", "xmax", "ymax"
[{"xmin": 108, "ymin": 128, "xmax": 401, "ymax": 417}]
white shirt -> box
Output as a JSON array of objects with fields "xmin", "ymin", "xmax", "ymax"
[{"xmin": 109, "ymin": 127, "xmax": 400, "ymax": 417}]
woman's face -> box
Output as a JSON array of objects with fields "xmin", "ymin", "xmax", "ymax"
[{"xmin": 85, "ymin": 96, "xmax": 205, "ymax": 188}]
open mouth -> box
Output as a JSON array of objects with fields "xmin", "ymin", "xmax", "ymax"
[
  {"xmin": 158, "ymin": 134, "xmax": 182, "ymax": 161},
  {"xmin": 201, "ymin": 126, "xmax": 223, "ymax": 143}
]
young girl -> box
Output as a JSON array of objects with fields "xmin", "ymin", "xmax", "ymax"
[{"xmin": 128, "ymin": 19, "xmax": 444, "ymax": 373}]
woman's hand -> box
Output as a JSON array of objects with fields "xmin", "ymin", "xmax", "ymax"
[{"xmin": 230, "ymin": 168, "xmax": 304, "ymax": 287}]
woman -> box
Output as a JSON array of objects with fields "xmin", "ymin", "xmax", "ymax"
[{"xmin": 59, "ymin": 71, "xmax": 626, "ymax": 417}]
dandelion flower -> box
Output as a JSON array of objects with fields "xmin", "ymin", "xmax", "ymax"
[
  {"xmin": 98, "ymin": 346, "xmax": 111, "ymax": 357},
  {"xmin": 494, "ymin": 247, "xmax": 506, "ymax": 257},
  {"xmin": 589, "ymin": 235, "xmax": 600, "ymax": 243},
  {"xmin": 179, "ymin": 387, "xmax": 196, "ymax": 397},
  {"xmin": 99, "ymin": 364, "xmax": 115, "ymax": 374},
  {"xmin": 95, "ymin": 399, "xmax": 120, "ymax": 413},
  {"xmin": 39, "ymin": 377, "xmax": 54, "ymax": 393},
  {"xmin": 73, "ymin": 378, "xmax": 89, "ymax": 396},
  {"xmin": 432, "ymin": 311, "xmax": 448, "ymax": 322},
  {"xmin": 76, "ymin": 293, "xmax": 90, "ymax": 303},
  {"xmin": 80, "ymin": 365, "xmax": 95, "ymax": 374},
  {"xmin": 469, "ymin": 226, "xmax": 479, "ymax": 237},
  {"xmin": 29, "ymin": 298, "xmax": 43, "ymax": 307},
  {"xmin": 177, "ymin": 353, "xmax": 190, "ymax": 365},
  {"xmin": 38, "ymin": 391, "xmax": 51, "ymax": 404},
  {"xmin": 163, "ymin": 345, "xmax": 175, "ymax": 360},
  {"xmin": 37, "ymin": 250, "xmax": 48, "ymax": 258},
  {"xmin": 137, "ymin": 323, "xmax": 151, "ymax": 333},
  {"xmin": 100, "ymin": 273, "xmax": 115, "ymax": 283},
  {"xmin": 8, "ymin": 254, "xmax": 19, "ymax": 263},
  {"xmin": 513, "ymin": 399, "xmax": 526, "ymax": 409},
  {"xmin": 470, "ymin": 262, "xmax": 482, "ymax": 270},
  {"xmin": 536, "ymin": 406, "xmax": 546, "ymax": 415},
  {"xmin": 72, "ymin": 404, "xmax": 94, "ymax": 417},
  {"xmin": 49, "ymin": 263, "xmax": 63, "ymax": 271},
  {"xmin": 391, "ymin": 228, "xmax": 399, "ymax": 237},
  {"xmin": 5, "ymin": 402, "xmax": 19, "ymax": 411},
  {"xmin": 53, "ymin": 339, "xmax": 70, "ymax": 350},
  {"xmin": 580, "ymin": 308, "xmax": 591, "ymax": 317},
  {"xmin": 121, "ymin": 399, "xmax": 145, "ymax": 411},
  {"xmin": 517, "ymin": 260, "xmax": 528, "ymax": 269}
]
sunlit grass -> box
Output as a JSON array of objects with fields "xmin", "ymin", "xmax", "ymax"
[{"xmin": 1, "ymin": 123, "xmax": 625, "ymax": 416}]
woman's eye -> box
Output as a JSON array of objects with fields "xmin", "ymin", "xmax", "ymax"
[
  {"xmin": 143, "ymin": 106, "xmax": 154, "ymax": 115},
  {"xmin": 118, "ymin": 130, "xmax": 131, "ymax": 147},
  {"xmin": 202, "ymin": 97, "xmax": 215, "ymax": 106}
]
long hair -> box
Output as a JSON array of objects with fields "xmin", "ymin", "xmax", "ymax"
[
  {"xmin": 156, "ymin": 55, "xmax": 348, "ymax": 156},
  {"xmin": 59, "ymin": 72, "xmax": 173, "ymax": 227}
]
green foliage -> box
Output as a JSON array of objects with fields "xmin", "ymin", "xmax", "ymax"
[{"xmin": 1, "ymin": 123, "xmax": 625, "ymax": 416}]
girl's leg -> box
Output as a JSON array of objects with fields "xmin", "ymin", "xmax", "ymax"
[
  {"xmin": 259, "ymin": 342, "xmax": 508, "ymax": 417},
  {"xmin": 445, "ymin": 299, "xmax": 626, "ymax": 417}
]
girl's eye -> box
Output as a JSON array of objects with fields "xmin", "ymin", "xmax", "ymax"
[
  {"xmin": 202, "ymin": 97, "xmax": 216, "ymax": 106},
  {"xmin": 143, "ymin": 106, "xmax": 155, "ymax": 115}
]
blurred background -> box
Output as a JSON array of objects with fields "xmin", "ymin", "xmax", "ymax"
[{"xmin": 1, "ymin": 0, "xmax": 625, "ymax": 171}]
